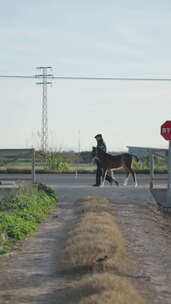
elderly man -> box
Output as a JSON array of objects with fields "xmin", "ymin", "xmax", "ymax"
[{"xmin": 93, "ymin": 134, "xmax": 113, "ymax": 186}]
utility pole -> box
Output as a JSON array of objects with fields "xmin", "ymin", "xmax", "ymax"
[
  {"xmin": 36, "ymin": 67, "xmax": 53, "ymax": 152},
  {"xmin": 78, "ymin": 129, "xmax": 81, "ymax": 154}
]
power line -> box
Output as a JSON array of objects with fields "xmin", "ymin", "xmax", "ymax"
[
  {"xmin": 52, "ymin": 76, "xmax": 171, "ymax": 82},
  {"xmin": 1, "ymin": 74, "xmax": 171, "ymax": 81},
  {"xmin": 0, "ymin": 75, "xmax": 34, "ymax": 79}
]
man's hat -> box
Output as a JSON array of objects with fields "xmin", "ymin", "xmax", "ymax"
[{"xmin": 95, "ymin": 134, "xmax": 102, "ymax": 139}]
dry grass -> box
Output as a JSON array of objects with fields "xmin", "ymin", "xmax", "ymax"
[
  {"xmin": 58, "ymin": 196, "xmax": 146, "ymax": 304},
  {"xmin": 57, "ymin": 273, "xmax": 145, "ymax": 304},
  {"xmin": 61, "ymin": 208, "xmax": 128, "ymax": 273},
  {"xmin": 78, "ymin": 273, "xmax": 145, "ymax": 304},
  {"xmin": 75, "ymin": 196, "xmax": 113, "ymax": 214}
]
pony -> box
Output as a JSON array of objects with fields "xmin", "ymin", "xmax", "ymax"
[{"xmin": 92, "ymin": 147, "xmax": 139, "ymax": 187}]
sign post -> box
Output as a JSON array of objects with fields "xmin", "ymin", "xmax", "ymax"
[
  {"xmin": 161, "ymin": 120, "xmax": 171, "ymax": 205},
  {"xmin": 167, "ymin": 140, "xmax": 171, "ymax": 203}
]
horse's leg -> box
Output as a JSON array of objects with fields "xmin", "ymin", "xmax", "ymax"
[
  {"xmin": 128, "ymin": 157, "xmax": 138, "ymax": 187},
  {"xmin": 106, "ymin": 169, "xmax": 119, "ymax": 186},
  {"xmin": 123, "ymin": 157, "xmax": 137, "ymax": 187},
  {"xmin": 123, "ymin": 169, "xmax": 130, "ymax": 186},
  {"xmin": 129, "ymin": 168, "xmax": 138, "ymax": 187},
  {"xmin": 101, "ymin": 169, "xmax": 107, "ymax": 187},
  {"xmin": 126, "ymin": 163, "xmax": 137, "ymax": 187},
  {"xmin": 111, "ymin": 170, "xmax": 119, "ymax": 186}
]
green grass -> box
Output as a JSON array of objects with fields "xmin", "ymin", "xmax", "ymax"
[
  {"xmin": 0, "ymin": 248, "xmax": 10, "ymax": 255},
  {"xmin": 0, "ymin": 183, "xmax": 58, "ymax": 254}
]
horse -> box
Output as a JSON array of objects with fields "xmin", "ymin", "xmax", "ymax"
[{"xmin": 92, "ymin": 147, "xmax": 139, "ymax": 187}]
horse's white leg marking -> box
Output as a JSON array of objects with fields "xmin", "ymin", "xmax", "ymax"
[
  {"xmin": 134, "ymin": 173, "xmax": 138, "ymax": 187},
  {"xmin": 102, "ymin": 170, "xmax": 107, "ymax": 187},
  {"xmin": 123, "ymin": 174, "xmax": 130, "ymax": 186}
]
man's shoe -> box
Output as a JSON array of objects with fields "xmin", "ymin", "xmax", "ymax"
[{"xmin": 92, "ymin": 184, "xmax": 100, "ymax": 187}]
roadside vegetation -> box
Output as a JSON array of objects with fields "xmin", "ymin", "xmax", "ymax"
[
  {"xmin": 133, "ymin": 157, "xmax": 167, "ymax": 171},
  {"xmin": 0, "ymin": 183, "xmax": 57, "ymax": 255},
  {"xmin": 0, "ymin": 150, "xmax": 167, "ymax": 173},
  {"xmin": 58, "ymin": 196, "xmax": 146, "ymax": 304},
  {"xmin": 42, "ymin": 151, "xmax": 69, "ymax": 171}
]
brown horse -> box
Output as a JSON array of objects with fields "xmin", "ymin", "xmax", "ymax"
[{"xmin": 92, "ymin": 147, "xmax": 139, "ymax": 187}]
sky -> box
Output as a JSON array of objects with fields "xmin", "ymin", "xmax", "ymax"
[{"xmin": 0, "ymin": 0, "xmax": 171, "ymax": 151}]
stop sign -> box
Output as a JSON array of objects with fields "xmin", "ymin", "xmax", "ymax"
[{"xmin": 161, "ymin": 121, "xmax": 171, "ymax": 140}]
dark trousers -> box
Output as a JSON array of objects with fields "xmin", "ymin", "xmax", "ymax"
[{"xmin": 95, "ymin": 159, "xmax": 113, "ymax": 185}]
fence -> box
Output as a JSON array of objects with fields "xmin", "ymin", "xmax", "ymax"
[
  {"xmin": 149, "ymin": 148, "xmax": 168, "ymax": 189},
  {"xmin": 128, "ymin": 146, "xmax": 168, "ymax": 188},
  {"xmin": 0, "ymin": 149, "xmax": 35, "ymax": 183}
]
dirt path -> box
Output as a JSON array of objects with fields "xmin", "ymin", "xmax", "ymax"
[
  {"xmin": 0, "ymin": 202, "xmax": 73, "ymax": 304},
  {"xmin": 115, "ymin": 203, "xmax": 171, "ymax": 304},
  {"xmin": 1, "ymin": 197, "xmax": 171, "ymax": 303}
]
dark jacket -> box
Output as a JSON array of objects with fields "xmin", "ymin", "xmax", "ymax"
[{"xmin": 97, "ymin": 138, "xmax": 107, "ymax": 152}]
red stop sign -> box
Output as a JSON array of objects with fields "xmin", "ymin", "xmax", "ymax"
[{"xmin": 161, "ymin": 121, "xmax": 171, "ymax": 140}]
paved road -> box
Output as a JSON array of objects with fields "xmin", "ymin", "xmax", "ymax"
[
  {"xmin": 0, "ymin": 173, "xmax": 167, "ymax": 204},
  {"xmin": 36, "ymin": 173, "xmax": 167, "ymax": 187},
  {"xmin": 36, "ymin": 173, "xmax": 165, "ymax": 204}
]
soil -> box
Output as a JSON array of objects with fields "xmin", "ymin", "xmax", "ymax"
[
  {"xmin": 0, "ymin": 193, "xmax": 171, "ymax": 303},
  {"xmin": 115, "ymin": 203, "xmax": 171, "ymax": 304},
  {"xmin": 0, "ymin": 202, "xmax": 74, "ymax": 304}
]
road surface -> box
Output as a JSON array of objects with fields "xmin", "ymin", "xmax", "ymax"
[{"xmin": 0, "ymin": 173, "xmax": 167, "ymax": 203}]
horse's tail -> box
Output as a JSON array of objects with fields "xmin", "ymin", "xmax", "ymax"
[{"xmin": 131, "ymin": 154, "xmax": 139, "ymax": 162}]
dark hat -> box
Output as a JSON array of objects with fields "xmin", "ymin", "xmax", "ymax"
[{"xmin": 95, "ymin": 134, "xmax": 102, "ymax": 138}]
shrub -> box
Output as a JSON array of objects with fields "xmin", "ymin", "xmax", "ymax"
[{"xmin": 43, "ymin": 152, "xmax": 69, "ymax": 171}]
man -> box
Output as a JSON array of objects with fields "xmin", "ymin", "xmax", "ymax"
[{"xmin": 93, "ymin": 134, "xmax": 113, "ymax": 186}]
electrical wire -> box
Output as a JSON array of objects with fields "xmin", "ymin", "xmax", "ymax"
[{"xmin": 0, "ymin": 75, "xmax": 171, "ymax": 81}]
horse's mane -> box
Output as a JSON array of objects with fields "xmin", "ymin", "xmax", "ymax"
[
  {"xmin": 98, "ymin": 149, "xmax": 128, "ymax": 159},
  {"xmin": 97, "ymin": 149, "xmax": 115, "ymax": 159}
]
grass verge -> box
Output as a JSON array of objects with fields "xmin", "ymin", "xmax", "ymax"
[
  {"xmin": 59, "ymin": 196, "xmax": 146, "ymax": 304},
  {"xmin": 0, "ymin": 183, "xmax": 57, "ymax": 254}
]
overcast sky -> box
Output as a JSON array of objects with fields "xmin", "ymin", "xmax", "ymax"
[{"xmin": 0, "ymin": 0, "xmax": 171, "ymax": 151}]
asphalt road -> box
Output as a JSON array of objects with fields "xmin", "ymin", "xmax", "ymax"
[
  {"xmin": 0, "ymin": 173, "xmax": 167, "ymax": 204},
  {"xmin": 37, "ymin": 173, "xmax": 166, "ymax": 204},
  {"xmin": 35, "ymin": 173, "xmax": 167, "ymax": 187}
]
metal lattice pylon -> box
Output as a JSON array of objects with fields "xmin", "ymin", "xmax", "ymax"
[{"xmin": 36, "ymin": 67, "xmax": 53, "ymax": 152}]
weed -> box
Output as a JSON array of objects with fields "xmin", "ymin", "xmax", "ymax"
[{"xmin": 0, "ymin": 183, "xmax": 57, "ymax": 250}]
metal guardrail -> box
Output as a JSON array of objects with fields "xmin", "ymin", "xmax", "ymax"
[
  {"xmin": 0, "ymin": 149, "xmax": 35, "ymax": 183},
  {"xmin": 149, "ymin": 149, "xmax": 168, "ymax": 189}
]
